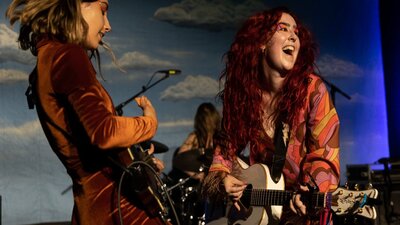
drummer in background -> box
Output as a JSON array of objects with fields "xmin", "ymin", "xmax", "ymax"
[{"xmin": 177, "ymin": 102, "xmax": 222, "ymax": 181}]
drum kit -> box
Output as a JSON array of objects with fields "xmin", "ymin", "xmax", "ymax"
[
  {"xmin": 63, "ymin": 140, "xmax": 211, "ymax": 225},
  {"xmin": 160, "ymin": 146, "xmax": 214, "ymax": 225}
]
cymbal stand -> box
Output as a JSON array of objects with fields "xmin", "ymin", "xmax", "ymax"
[
  {"xmin": 166, "ymin": 170, "xmax": 204, "ymax": 224},
  {"xmin": 166, "ymin": 177, "xmax": 191, "ymax": 193}
]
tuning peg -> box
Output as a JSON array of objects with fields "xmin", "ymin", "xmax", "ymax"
[
  {"xmin": 367, "ymin": 183, "xmax": 373, "ymax": 189},
  {"xmin": 354, "ymin": 184, "xmax": 360, "ymax": 191},
  {"xmin": 336, "ymin": 208, "xmax": 342, "ymax": 213},
  {"xmin": 357, "ymin": 208, "xmax": 363, "ymax": 214},
  {"xmin": 344, "ymin": 182, "xmax": 349, "ymax": 189}
]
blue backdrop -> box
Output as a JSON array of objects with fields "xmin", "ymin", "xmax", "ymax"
[{"xmin": 0, "ymin": 0, "xmax": 390, "ymax": 224}]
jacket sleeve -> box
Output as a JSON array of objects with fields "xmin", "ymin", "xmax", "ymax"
[
  {"xmin": 208, "ymin": 145, "xmax": 233, "ymax": 174},
  {"xmin": 51, "ymin": 45, "xmax": 157, "ymax": 150},
  {"xmin": 302, "ymin": 76, "xmax": 340, "ymax": 192}
]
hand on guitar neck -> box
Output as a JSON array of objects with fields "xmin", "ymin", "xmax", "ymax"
[{"xmin": 289, "ymin": 184, "xmax": 309, "ymax": 216}]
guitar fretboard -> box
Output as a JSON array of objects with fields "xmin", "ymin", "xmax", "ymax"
[{"xmin": 244, "ymin": 188, "xmax": 330, "ymax": 208}]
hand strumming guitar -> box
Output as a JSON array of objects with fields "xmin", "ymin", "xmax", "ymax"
[
  {"xmin": 223, "ymin": 174, "xmax": 247, "ymax": 210},
  {"xmin": 147, "ymin": 143, "xmax": 165, "ymax": 173}
]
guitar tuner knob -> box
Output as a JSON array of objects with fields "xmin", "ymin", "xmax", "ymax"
[
  {"xmin": 344, "ymin": 182, "xmax": 349, "ymax": 189},
  {"xmin": 359, "ymin": 192, "xmax": 364, "ymax": 196},
  {"xmin": 354, "ymin": 184, "xmax": 360, "ymax": 191},
  {"xmin": 358, "ymin": 208, "xmax": 363, "ymax": 213},
  {"xmin": 337, "ymin": 208, "xmax": 342, "ymax": 213},
  {"xmin": 349, "ymin": 193, "xmax": 353, "ymax": 197},
  {"xmin": 339, "ymin": 190, "xmax": 343, "ymax": 195}
]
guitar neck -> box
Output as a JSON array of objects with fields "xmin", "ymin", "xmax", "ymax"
[{"xmin": 244, "ymin": 188, "xmax": 329, "ymax": 208}]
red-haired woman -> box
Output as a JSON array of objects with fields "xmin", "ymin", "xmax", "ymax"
[{"xmin": 203, "ymin": 7, "xmax": 340, "ymax": 225}]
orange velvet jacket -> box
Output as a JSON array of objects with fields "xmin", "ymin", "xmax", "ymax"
[{"xmin": 35, "ymin": 38, "xmax": 164, "ymax": 225}]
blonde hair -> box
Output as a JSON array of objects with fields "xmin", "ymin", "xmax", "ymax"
[
  {"xmin": 194, "ymin": 103, "xmax": 221, "ymax": 148},
  {"xmin": 6, "ymin": 0, "xmax": 123, "ymax": 75},
  {"xmin": 6, "ymin": 0, "xmax": 91, "ymax": 55}
]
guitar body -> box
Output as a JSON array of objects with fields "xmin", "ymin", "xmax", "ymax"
[
  {"xmin": 207, "ymin": 158, "xmax": 284, "ymax": 225},
  {"xmin": 115, "ymin": 146, "xmax": 168, "ymax": 220},
  {"xmin": 232, "ymin": 158, "xmax": 284, "ymax": 225}
]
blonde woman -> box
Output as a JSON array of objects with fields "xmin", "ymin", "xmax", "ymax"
[{"xmin": 6, "ymin": 0, "xmax": 166, "ymax": 224}]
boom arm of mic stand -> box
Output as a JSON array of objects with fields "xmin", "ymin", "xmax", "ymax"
[
  {"xmin": 115, "ymin": 74, "xmax": 170, "ymax": 116},
  {"xmin": 320, "ymin": 76, "xmax": 351, "ymax": 105}
]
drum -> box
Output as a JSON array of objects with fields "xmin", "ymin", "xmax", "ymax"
[
  {"xmin": 166, "ymin": 147, "xmax": 211, "ymax": 224},
  {"xmin": 165, "ymin": 168, "xmax": 205, "ymax": 225},
  {"xmin": 180, "ymin": 184, "xmax": 205, "ymax": 225}
]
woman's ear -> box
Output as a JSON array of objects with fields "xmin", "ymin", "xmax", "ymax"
[{"xmin": 260, "ymin": 45, "xmax": 266, "ymax": 54}]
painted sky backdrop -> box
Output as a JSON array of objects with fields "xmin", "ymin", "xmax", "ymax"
[{"xmin": 0, "ymin": 0, "xmax": 389, "ymax": 224}]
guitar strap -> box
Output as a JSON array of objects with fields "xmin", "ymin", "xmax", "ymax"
[{"xmin": 270, "ymin": 118, "xmax": 290, "ymax": 184}]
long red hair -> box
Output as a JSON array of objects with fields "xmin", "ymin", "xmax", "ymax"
[{"xmin": 217, "ymin": 7, "xmax": 317, "ymax": 159}]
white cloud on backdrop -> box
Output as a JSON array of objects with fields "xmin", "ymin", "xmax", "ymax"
[
  {"xmin": 0, "ymin": 118, "xmax": 73, "ymax": 224},
  {"xmin": 317, "ymin": 54, "xmax": 363, "ymax": 78},
  {"xmin": 0, "ymin": 68, "xmax": 28, "ymax": 84},
  {"xmin": 160, "ymin": 49, "xmax": 195, "ymax": 59},
  {"xmin": 158, "ymin": 119, "xmax": 193, "ymax": 128},
  {"xmin": 108, "ymin": 51, "xmax": 177, "ymax": 72},
  {"xmin": 0, "ymin": 23, "xmax": 35, "ymax": 64},
  {"xmin": 153, "ymin": 0, "xmax": 267, "ymax": 31},
  {"xmin": 160, "ymin": 74, "xmax": 219, "ymax": 101},
  {"xmin": 0, "ymin": 23, "xmax": 18, "ymax": 48},
  {"xmin": 344, "ymin": 93, "xmax": 369, "ymax": 104},
  {"xmin": 0, "ymin": 119, "xmax": 41, "ymax": 140}
]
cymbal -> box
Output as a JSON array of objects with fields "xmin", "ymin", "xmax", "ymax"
[
  {"xmin": 173, "ymin": 148, "xmax": 213, "ymax": 172},
  {"xmin": 140, "ymin": 140, "xmax": 169, "ymax": 153}
]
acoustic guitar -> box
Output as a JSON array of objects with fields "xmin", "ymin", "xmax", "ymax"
[{"xmin": 207, "ymin": 157, "xmax": 379, "ymax": 225}]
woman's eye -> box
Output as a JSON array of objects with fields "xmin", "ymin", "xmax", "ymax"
[
  {"xmin": 277, "ymin": 24, "xmax": 289, "ymax": 32},
  {"xmin": 99, "ymin": 2, "xmax": 108, "ymax": 15}
]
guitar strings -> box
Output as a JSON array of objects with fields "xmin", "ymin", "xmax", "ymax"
[{"xmin": 117, "ymin": 160, "xmax": 181, "ymax": 225}]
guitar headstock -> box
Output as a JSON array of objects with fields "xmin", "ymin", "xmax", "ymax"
[{"xmin": 330, "ymin": 186, "xmax": 379, "ymax": 219}]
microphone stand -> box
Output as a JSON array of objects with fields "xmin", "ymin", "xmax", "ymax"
[
  {"xmin": 115, "ymin": 73, "xmax": 171, "ymax": 116},
  {"xmin": 320, "ymin": 76, "xmax": 351, "ymax": 106}
]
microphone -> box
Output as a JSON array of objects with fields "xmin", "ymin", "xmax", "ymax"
[{"xmin": 156, "ymin": 69, "xmax": 181, "ymax": 75}]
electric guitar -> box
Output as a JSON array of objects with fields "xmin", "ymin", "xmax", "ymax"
[
  {"xmin": 114, "ymin": 144, "xmax": 168, "ymax": 220},
  {"xmin": 207, "ymin": 157, "xmax": 379, "ymax": 225}
]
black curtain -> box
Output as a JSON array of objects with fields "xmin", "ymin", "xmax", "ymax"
[{"xmin": 380, "ymin": 0, "xmax": 400, "ymax": 158}]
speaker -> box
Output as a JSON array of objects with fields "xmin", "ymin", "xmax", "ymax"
[
  {"xmin": 346, "ymin": 164, "xmax": 371, "ymax": 185},
  {"xmin": 377, "ymin": 189, "xmax": 400, "ymax": 225}
]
